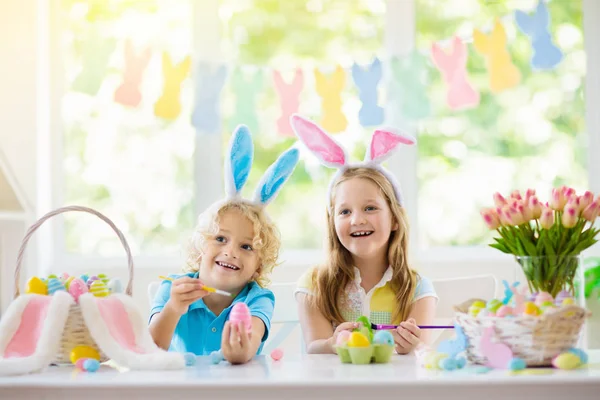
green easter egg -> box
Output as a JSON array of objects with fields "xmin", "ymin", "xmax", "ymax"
[{"xmin": 486, "ymin": 299, "xmax": 503, "ymax": 312}]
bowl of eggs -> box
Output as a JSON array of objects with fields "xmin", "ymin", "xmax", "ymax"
[{"xmin": 454, "ymin": 291, "xmax": 589, "ymax": 367}]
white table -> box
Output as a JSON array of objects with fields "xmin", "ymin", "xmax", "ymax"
[{"xmin": 1, "ymin": 352, "xmax": 599, "ymax": 400}]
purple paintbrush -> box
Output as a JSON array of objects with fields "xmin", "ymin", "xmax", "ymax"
[{"xmin": 371, "ymin": 323, "xmax": 454, "ymax": 330}]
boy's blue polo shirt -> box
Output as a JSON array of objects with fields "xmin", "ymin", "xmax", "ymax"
[{"xmin": 149, "ymin": 272, "xmax": 275, "ymax": 356}]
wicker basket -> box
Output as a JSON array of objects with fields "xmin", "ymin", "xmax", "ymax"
[
  {"xmin": 455, "ymin": 305, "xmax": 588, "ymax": 367},
  {"xmin": 13, "ymin": 206, "xmax": 134, "ymax": 365}
]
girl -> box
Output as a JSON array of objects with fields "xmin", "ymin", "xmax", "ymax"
[
  {"xmin": 291, "ymin": 114, "xmax": 437, "ymax": 355},
  {"xmin": 149, "ymin": 125, "xmax": 299, "ymax": 364}
]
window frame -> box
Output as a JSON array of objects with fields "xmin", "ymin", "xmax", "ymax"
[{"xmin": 42, "ymin": 0, "xmax": 600, "ymax": 276}]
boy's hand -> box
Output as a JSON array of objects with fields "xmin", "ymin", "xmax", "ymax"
[
  {"xmin": 392, "ymin": 318, "xmax": 421, "ymax": 354},
  {"xmin": 221, "ymin": 321, "xmax": 254, "ymax": 364},
  {"xmin": 165, "ymin": 277, "xmax": 209, "ymax": 316}
]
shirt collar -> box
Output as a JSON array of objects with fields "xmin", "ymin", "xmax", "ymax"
[{"xmin": 352, "ymin": 265, "xmax": 393, "ymax": 292}]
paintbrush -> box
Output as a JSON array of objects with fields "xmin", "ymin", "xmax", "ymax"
[{"xmin": 158, "ymin": 275, "xmax": 233, "ymax": 297}]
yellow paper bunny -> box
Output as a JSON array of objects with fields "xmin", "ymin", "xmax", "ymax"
[
  {"xmin": 473, "ymin": 19, "xmax": 521, "ymax": 93},
  {"xmin": 314, "ymin": 65, "xmax": 347, "ymax": 133},
  {"xmin": 154, "ymin": 53, "xmax": 192, "ymax": 120}
]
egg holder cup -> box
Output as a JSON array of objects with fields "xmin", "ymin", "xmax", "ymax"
[
  {"xmin": 335, "ymin": 344, "xmax": 394, "ymax": 364},
  {"xmin": 12, "ymin": 206, "xmax": 135, "ymax": 365},
  {"xmin": 454, "ymin": 302, "xmax": 589, "ymax": 367}
]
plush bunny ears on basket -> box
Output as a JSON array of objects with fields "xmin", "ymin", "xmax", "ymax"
[
  {"xmin": 223, "ymin": 125, "xmax": 299, "ymax": 208},
  {"xmin": 289, "ymin": 114, "xmax": 416, "ymax": 206}
]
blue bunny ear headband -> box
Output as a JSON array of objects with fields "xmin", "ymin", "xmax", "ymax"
[{"xmin": 223, "ymin": 125, "xmax": 299, "ymax": 208}]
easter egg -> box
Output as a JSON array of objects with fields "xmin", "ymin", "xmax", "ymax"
[
  {"xmin": 90, "ymin": 280, "xmax": 109, "ymax": 297},
  {"xmin": 534, "ymin": 292, "xmax": 553, "ymax": 307},
  {"xmin": 468, "ymin": 304, "xmax": 482, "ymax": 317},
  {"xmin": 75, "ymin": 358, "xmax": 88, "ymax": 370},
  {"xmin": 471, "ymin": 300, "xmax": 486, "ymax": 309},
  {"xmin": 568, "ymin": 348, "xmax": 588, "ymax": 364},
  {"xmin": 270, "ymin": 348, "xmax": 284, "ymax": 361},
  {"xmin": 25, "ymin": 277, "xmax": 48, "ymax": 295},
  {"xmin": 439, "ymin": 357, "xmax": 457, "ymax": 371},
  {"xmin": 86, "ymin": 276, "xmax": 99, "ymax": 287},
  {"xmin": 60, "ymin": 272, "xmax": 70, "ymax": 281},
  {"xmin": 495, "ymin": 305, "xmax": 513, "ymax": 317},
  {"xmin": 508, "ymin": 357, "xmax": 526, "ymax": 371},
  {"xmin": 373, "ymin": 330, "xmax": 394, "ymax": 346},
  {"xmin": 522, "ymin": 302, "xmax": 540, "ymax": 316},
  {"xmin": 336, "ymin": 330, "xmax": 351, "ymax": 346},
  {"xmin": 486, "ymin": 299, "xmax": 503, "ymax": 313},
  {"xmin": 47, "ymin": 274, "xmax": 58, "ymax": 280},
  {"xmin": 210, "ymin": 350, "xmax": 223, "ymax": 364},
  {"xmin": 68, "ymin": 278, "xmax": 88, "ymax": 301},
  {"xmin": 79, "ymin": 274, "xmax": 89, "ymax": 283},
  {"xmin": 70, "ymin": 345, "xmax": 100, "ymax": 364},
  {"xmin": 528, "ymin": 292, "xmax": 538, "ymax": 302},
  {"xmin": 64, "ymin": 276, "xmax": 75, "ymax": 290},
  {"xmin": 184, "ymin": 352, "xmax": 196, "ymax": 366},
  {"xmin": 347, "ymin": 332, "xmax": 370, "ymax": 347},
  {"xmin": 229, "ymin": 303, "xmax": 252, "ymax": 332},
  {"xmin": 455, "ymin": 356, "xmax": 467, "ymax": 369},
  {"xmin": 107, "ymin": 278, "xmax": 123, "ymax": 294},
  {"xmin": 555, "ymin": 290, "xmax": 572, "ymax": 306},
  {"xmin": 553, "ymin": 352, "xmax": 582, "ymax": 370},
  {"xmin": 97, "ymin": 273, "xmax": 109, "ymax": 284},
  {"xmin": 83, "ymin": 359, "xmax": 100, "ymax": 372},
  {"xmin": 46, "ymin": 278, "xmax": 66, "ymax": 295},
  {"xmin": 562, "ymin": 298, "xmax": 575, "ymax": 306}
]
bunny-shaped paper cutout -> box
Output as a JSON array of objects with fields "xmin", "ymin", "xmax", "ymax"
[
  {"xmin": 290, "ymin": 114, "xmax": 415, "ymax": 205},
  {"xmin": 191, "ymin": 63, "xmax": 227, "ymax": 133},
  {"xmin": 114, "ymin": 40, "xmax": 152, "ymax": 107},
  {"xmin": 229, "ymin": 68, "xmax": 263, "ymax": 134},
  {"xmin": 389, "ymin": 52, "xmax": 431, "ymax": 121},
  {"xmin": 431, "ymin": 37, "xmax": 480, "ymax": 110},
  {"xmin": 72, "ymin": 32, "xmax": 116, "ymax": 96},
  {"xmin": 314, "ymin": 65, "xmax": 347, "ymax": 133},
  {"xmin": 154, "ymin": 53, "xmax": 191, "ymax": 120},
  {"xmin": 224, "ymin": 125, "xmax": 299, "ymax": 207},
  {"xmin": 473, "ymin": 19, "xmax": 521, "ymax": 93},
  {"xmin": 515, "ymin": 0, "xmax": 563, "ymax": 70},
  {"xmin": 273, "ymin": 69, "xmax": 304, "ymax": 137},
  {"xmin": 351, "ymin": 58, "xmax": 384, "ymax": 127}
]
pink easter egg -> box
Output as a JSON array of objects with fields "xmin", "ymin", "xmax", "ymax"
[
  {"xmin": 336, "ymin": 330, "xmax": 352, "ymax": 346},
  {"xmin": 75, "ymin": 358, "xmax": 88, "ymax": 369},
  {"xmin": 61, "ymin": 272, "xmax": 70, "ymax": 281},
  {"xmin": 229, "ymin": 303, "xmax": 252, "ymax": 332},
  {"xmin": 496, "ymin": 305, "xmax": 514, "ymax": 317},
  {"xmin": 270, "ymin": 348, "xmax": 284, "ymax": 361},
  {"xmin": 535, "ymin": 292, "xmax": 554, "ymax": 307},
  {"xmin": 68, "ymin": 278, "xmax": 88, "ymax": 302}
]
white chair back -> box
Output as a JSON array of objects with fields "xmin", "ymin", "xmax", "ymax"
[{"xmin": 432, "ymin": 274, "xmax": 498, "ymax": 320}]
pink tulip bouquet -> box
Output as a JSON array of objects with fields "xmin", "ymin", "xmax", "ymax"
[{"xmin": 481, "ymin": 187, "xmax": 600, "ymax": 297}]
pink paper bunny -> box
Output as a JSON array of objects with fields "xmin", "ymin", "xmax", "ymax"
[
  {"xmin": 431, "ymin": 37, "xmax": 480, "ymax": 110},
  {"xmin": 273, "ymin": 69, "xmax": 304, "ymax": 137},
  {"xmin": 114, "ymin": 40, "xmax": 152, "ymax": 108}
]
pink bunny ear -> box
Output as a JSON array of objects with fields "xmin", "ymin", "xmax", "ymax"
[
  {"xmin": 366, "ymin": 128, "xmax": 416, "ymax": 164},
  {"xmin": 290, "ymin": 114, "xmax": 347, "ymax": 168}
]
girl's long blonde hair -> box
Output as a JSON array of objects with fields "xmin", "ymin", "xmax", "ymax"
[
  {"xmin": 310, "ymin": 167, "xmax": 418, "ymax": 325},
  {"xmin": 185, "ymin": 201, "xmax": 281, "ymax": 287}
]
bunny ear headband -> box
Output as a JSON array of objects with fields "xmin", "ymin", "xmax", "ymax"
[
  {"xmin": 289, "ymin": 114, "xmax": 415, "ymax": 206},
  {"xmin": 223, "ymin": 125, "xmax": 299, "ymax": 207}
]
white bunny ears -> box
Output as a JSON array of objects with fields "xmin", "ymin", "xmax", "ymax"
[
  {"xmin": 223, "ymin": 125, "xmax": 299, "ymax": 207},
  {"xmin": 289, "ymin": 114, "xmax": 415, "ymax": 206}
]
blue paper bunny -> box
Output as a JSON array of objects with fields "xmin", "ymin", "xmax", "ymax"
[
  {"xmin": 191, "ymin": 63, "xmax": 228, "ymax": 134},
  {"xmin": 351, "ymin": 58, "xmax": 385, "ymax": 127}
]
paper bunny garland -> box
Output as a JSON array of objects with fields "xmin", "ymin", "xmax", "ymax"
[
  {"xmin": 289, "ymin": 114, "xmax": 415, "ymax": 206},
  {"xmin": 223, "ymin": 125, "xmax": 299, "ymax": 208}
]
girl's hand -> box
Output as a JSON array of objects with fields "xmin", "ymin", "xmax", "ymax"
[
  {"xmin": 221, "ymin": 321, "xmax": 254, "ymax": 364},
  {"xmin": 326, "ymin": 321, "xmax": 360, "ymax": 352},
  {"xmin": 165, "ymin": 277, "xmax": 209, "ymax": 316},
  {"xmin": 392, "ymin": 318, "xmax": 421, "ymax": 355}
]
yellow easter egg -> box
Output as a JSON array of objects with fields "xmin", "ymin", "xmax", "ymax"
[
  {"xmin": 523, "ymin": 302, "xmax": 540, "ymax": 316},
  {"xmin": 70, "ymin": 345, "xmax": 100, "ymax": 364},
  {"xmin": 347, "ymin": 332, "xmax": 370, "ymax": 348},
  {"xmin": 90, "ymin": 280, "xmax": 109, "ymax": 297},
  {"xmin": 471, "ymin": 300, "xmax": 486, "ymax": 309},
  {"xmin": 552, "ymin": 353, "xmax": 581, "ymax": 370},
  {"xmin": 468, "ymin": 305, "xmax": 482, "ymax": 317},
  {"xmin": 562, "ymin": 298, "xmax": 575, "ymax": 306},
  {"xmin": 25, "ymin": 277, "xmax": 48, "ymax": 295}
]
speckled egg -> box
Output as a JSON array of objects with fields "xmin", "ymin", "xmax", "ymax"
[
  {"xmin": 25, "ymin": 277, "xmax": 48, "ymax": 295},
  {"xmin": 47, "ymin": 278, "xmax": 66, "ymax": 295},
  {"xmin": 90, "ymin": 280, "xmax": 109, "ymax": 297},
  {"xmin": 373, "ymin": 330, "xmax": 394, "ymax": 346},
  {"xmin": 553, "ymin": 352, "xmax": 582, "ymax": 370},
  {"xmin": 68, "ymin": 278, "xmax": 88, "ymax": 301},
  {"xmin": 347, "ymin": 332, "xmax": 370, "ymax": 347}
]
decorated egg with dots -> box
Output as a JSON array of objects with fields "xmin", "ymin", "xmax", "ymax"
[
  {"xmin": 347, "ymin": 332, "xmax": 370, "ymax": 347},
  {"xmin": 90, "ymin": 280, "xmax": 109, "ymax": 297},
  {"xmin": 70, "ymin": 345, "xmax": 100, "ymax": 364},
  {"xmin": 336, "ymin": 330, "xmax": 351, "ymax": 347},
  {"xmin": 107, "ymin": 278, "xmax": 123, "ymax": 294},
  {"xmin": 229, "ymin": 303, "xmax": 252, "ymax": 332},
  {"xmin": 68, "ymin": 278, "xmax": 88, "ymax": 301},
  {"xmin": 25, "ymin": 277, "xmax": 48, "ymax": 295},
  {"xmin": 373, "ymin": 330, "xmax": 394, "ymax": 346},
  {"xmin": 534, "ymin": 292, "xmax": 553, "ymax": 307},
  {"xmin": 47, "ymin": 278, "xmax": 66, "ymax": 295}
]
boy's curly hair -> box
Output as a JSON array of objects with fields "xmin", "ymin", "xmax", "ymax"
[{"xmin": 185, "ymin": 201, "xmax": 281, "ymax": 287}]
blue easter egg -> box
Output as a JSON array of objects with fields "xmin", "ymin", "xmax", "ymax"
[
  {"xmin": 210, "ymin": 350, "xmax": 223, "ymax": 364},
  {"xmin": 184, "ymin": 352, "xmax": 196, "ymax": 366},
  {"xmin": 568, "ymin": 348, "xmax": 588, "ymax": 364},
  {"xmin": 80, "ymin": 274, "xmax": 89, "ymax": 283},
  {"xmin": 508, "ymin": 357, "xmax": 526, "ymax": 371},
  {"xmin": 439, "ymin": 357, "xmax": 457, "ymax": 371},
  {"xmin": 373, "ymin": 330, "xmax": 394, "ymax": 346},
  {"xmin": 455, "ymin": 356, "xmax": 466, "ymax": 369},
  {"xmin": 107, "ymin": 278, "xmax": 123, "ymax": 293},
  {"xmin": 47, "ymin": 278, "xmax": 66, "ymax": 295},
  {"xmin": 83, "ymin": 359, "xmax": 100, "ymax": 372}
]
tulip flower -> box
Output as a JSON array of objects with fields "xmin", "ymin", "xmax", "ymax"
[
  {"xmin": 582, "ymin": 200, "xmax": 600, "ymax": 222},
  {"xmin": 493, "ymin": 192, "xmax": 507, "ymax": 207},
  {"xmin": 540, "ymin": 206, "xmax": 554, "ymax": 229},
  {"xmin": 481, "ymin": 208, "xmax": 501, "ymax": 230},
  {"xmin": 528, "ymin": 196, "xmax": 542, "ymax": 219},
  {"xmin": 510, "ymin": 190, "xmax": 522, "ymax": 201},
  {"xmin": 562, "ymin": 204, "xmax": 578, "ymax": 228},
  {"xmin": 549, "ymin": 188, "xmax": 567, "ymax": 211},
  {"xmin": 579, "ymin": 191, "xmax": 594, "ymax": 212}
]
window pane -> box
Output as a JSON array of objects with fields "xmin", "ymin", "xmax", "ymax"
[{"xmin": 416, "ymin": 0, "xmax": 586, "ymax": 247}]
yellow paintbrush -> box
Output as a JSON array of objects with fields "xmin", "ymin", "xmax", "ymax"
[{"xmin": 158, "ymin": 276, "xmax": 233, "ymax": 297}]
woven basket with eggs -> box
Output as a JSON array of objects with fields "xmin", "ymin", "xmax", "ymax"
[
  {"xmin": 453, "ymin": 297, "xmax": 589, "ymax": 367},
  {"xmin": 13, "ymin": 206, "xmax": 134, "ymax": 365}
]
